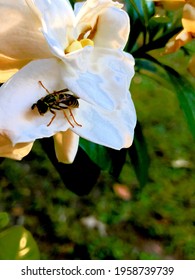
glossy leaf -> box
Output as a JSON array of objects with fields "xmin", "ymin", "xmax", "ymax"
[
  {"xmin": 80, "ymin": 138, "xmax": 112, "ymax": 171},
  {"xmin": 135, "ymin": 58, "xmax": 172, "ymax": 89},
  {"xmin": 140, "ymin": 0, "xmax": 155, "ymax": 25},
  {"xmin": 163, "ymin": 65, "xmax": 195, "ymax": 139},
  {"xmin": 128, "ymin": 121, "xmax": 150, "ymax": 188},
  {"xmin": 127, "ymin": 0, "xmax": 154, "ymax": 25},
  {"xmin": 80, "ymin": 138, "xmax": 127, "ymax": 179},
  {"xmin": 125, "ymin": 0, "xmax": 148, "ymax": 52},
  {"xmin": 0, "ymin": 226, "xmax": 40, "ymax": 260}
]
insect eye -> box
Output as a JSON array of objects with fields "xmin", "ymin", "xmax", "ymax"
[
  {"xmin": 31, "ymin": 103, "xmax": 36, "ymax": 110},
  {"xmin": 37, "ymin": 100, "xmax": 48, "ymax": 113}
]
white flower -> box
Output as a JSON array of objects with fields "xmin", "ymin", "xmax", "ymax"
[{"xmin": 0, "ymin": 0, "xmax": 136, "ymax": 163}]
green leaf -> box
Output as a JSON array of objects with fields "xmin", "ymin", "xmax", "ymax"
[
  {"xmin": 135, "ymin": 58, "xmax": 172, "ymax": 89},
  {"xmin": 0, "ymin": 226, "xmax": 40, "ymax": 260},
  {"xmin": 128, "ymin": 122, "xmax": 150, "ymax": 187},
  {"xmin": 125, "ymin": 0, "xmax": 154, "ymax": 52},
  {"xmin": 79, "ymin": 139, "xmax": 128, "ymax": 179},
  {"xmin": 0, "ymin": 212, "xmax": 9, "ymax": 229},
  {"xmin": 79, "ymin": 138, "xmax": 112, "ymax": 171},
  {"xmin": 141, "ymin": 0, "xmax": 155, "ymax": 25},
  {"xmin": 163, "ymin": 65, "xmax": 195, "ymax": 139},
  {"xmin": 127, "ymin": 0, "xmax": 154, "ymax": 25}
]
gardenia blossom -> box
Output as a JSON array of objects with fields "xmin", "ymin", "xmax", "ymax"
[
  {"xmin": 162, "ymin": 0, "xmax": 195, "ymax": 53},
  {"xmin": 160, "ymin": 0, "xmax": 195, "ymax": 77},
  {"xmin": 0, "ymin": 0, "xmax": 136, "ymax": 163},
  {"xmin": 153, "ymin": 0, "xmax": 195, "ymax": 77}
]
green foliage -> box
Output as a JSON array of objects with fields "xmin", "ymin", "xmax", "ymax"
[
  {"xmin": 0, "ymin": 212, "xmax": 9, "ymax": 229},
  {"xmin": 128, "ymin": 121, "xmax": 150, "ymax": 188},
  {"xmin": 80, "ymin": 139, "xmax": 113, "ymax": 171},
  {"xmin": 79, "ymin": 138, "xmax": 128, "ymax": 178}
]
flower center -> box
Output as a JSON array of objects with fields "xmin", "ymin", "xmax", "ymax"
[{"xmin": 65, "ymin": 38, "xmax": 94, "ymax": 54}]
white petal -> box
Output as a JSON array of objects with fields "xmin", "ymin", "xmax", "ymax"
[
  {"xmin": 76, "ymin": 0, "xmax": 122, "ymax": 25},
  {"xmin": 0, "ymin": 58, "xmax": 72, "ymax": 144},
  {"xmin": 62, "ymin": 48, "xmax": 135, "ymax": 111},
  {"xmin": 0, "ymin": 0, "xmax": 51, "ymax": 60},
  {"xmin": 26, "ymin": 0, "xmax": 75, "ymax": 57},
  {"xmin": 92, "ymin": 6, "xmax": 130, "ymax": 49},
  {"xmin": 53, "ymin": 130, "xmax": 79, "ymax": 164},
  {"xmin": 61, "ymin": 48, "xmax": 136, "ymax": 149},
  {"xmin": 74, "ymin": 1, "xmax": 84, "ymax": 16},
  {"xmin": 0, "ymin": 47, "xmax": 136, "ymax": 151},
  {"xmin": 72, "ymin": 98, "xmax": 136, "ymax": 149},
  {"xmin": 75, "ymin": 0, "xmax": 126, "ymax": 48},
  {"xmin": 0, "ymin": 133, "xmax": 33, "ymax": 160}
]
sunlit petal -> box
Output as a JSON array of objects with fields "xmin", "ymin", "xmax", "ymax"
[
  {"xmin": 0, "ymin": 54, "xmax": 30, "ymax": 82},
  {"xmin": 53, "ymin": 130, "xmax": 79, "ymax": 164},
  {"xmin": 75, "ymin": 0, "xmax": 128, "ymax": 49},
  {"xmin": 0, "ymin": 0, "xmax": 51, "ymax": 61},
  {"xmin": 164, "ymin": 30, "xmax": 192, "ymax": 53},
  {"xmin": 0, "ymin": 134, "xmax": 33, "ymax": 160},
  {"xmin": 91, "ymin": 5, "xmax": 130, "ymax": 49},
  {"xmin": 0, "ymin": 69, "xmax": 18, "ymax": 83},
  {"xmin": 182, "ymin": 3, "xmax": 195, "ymax": 33}
]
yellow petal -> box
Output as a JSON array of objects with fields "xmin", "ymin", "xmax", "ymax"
[
  {"xmin": 0, "ymin": 69, "xmax": 18, "ymax": 83},
  {"xmin": 188, "ymin": 55, "xmax": 195, "ymax": 77},
  {"xmin": 182, "ymin": 3, "xmax": 195, "ymax": 32},
  {"xmin": 53, "ymin": 130, "xmax": 79, "ymax": 164},
  {"xmin": 65, "ymin": 41, "xmax": 83, "ymax": 54},
  {"xmin": 80, "ymin": 38, "xmax": 94, "ymax": 48},
  {"xmin": 0, "ymin": 134, "xmax": 33, "ymax": 160},
  {"xmin": 0, "ymin": 54, "xmax": 31, "ymax": 82},
  {"xmin": 164, "ymin": 30, "xmax": 192, "ymax": 54}
]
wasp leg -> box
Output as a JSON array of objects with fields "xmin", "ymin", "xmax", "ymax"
[
  {"xmin": 47, "ymin": 109, "xmax": 56, "ymax": 126},
  {"xmin": 38, "ymin": 81, "xmax": 51, "ymax": 94},
  {"xmin": 63, "ymin": 110, "xmax": 75, "ymax": 128},
  {"xmin": 68, "ymin": 108, "xmax": 82, "ymax": 127}
]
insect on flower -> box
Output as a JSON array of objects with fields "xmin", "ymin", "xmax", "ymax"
[{"xmin": 31, "ymin": 81, "xmax": 82, "ymax": 128}]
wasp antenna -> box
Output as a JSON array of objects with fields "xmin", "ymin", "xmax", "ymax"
[{"xmin": 38, "ymin": 81, "xmax": 51, "ymax": 94}]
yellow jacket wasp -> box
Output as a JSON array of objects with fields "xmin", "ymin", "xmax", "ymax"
[{"xmin": 31, "ymin": 81, "xmax": 82, "ymax": 128}]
